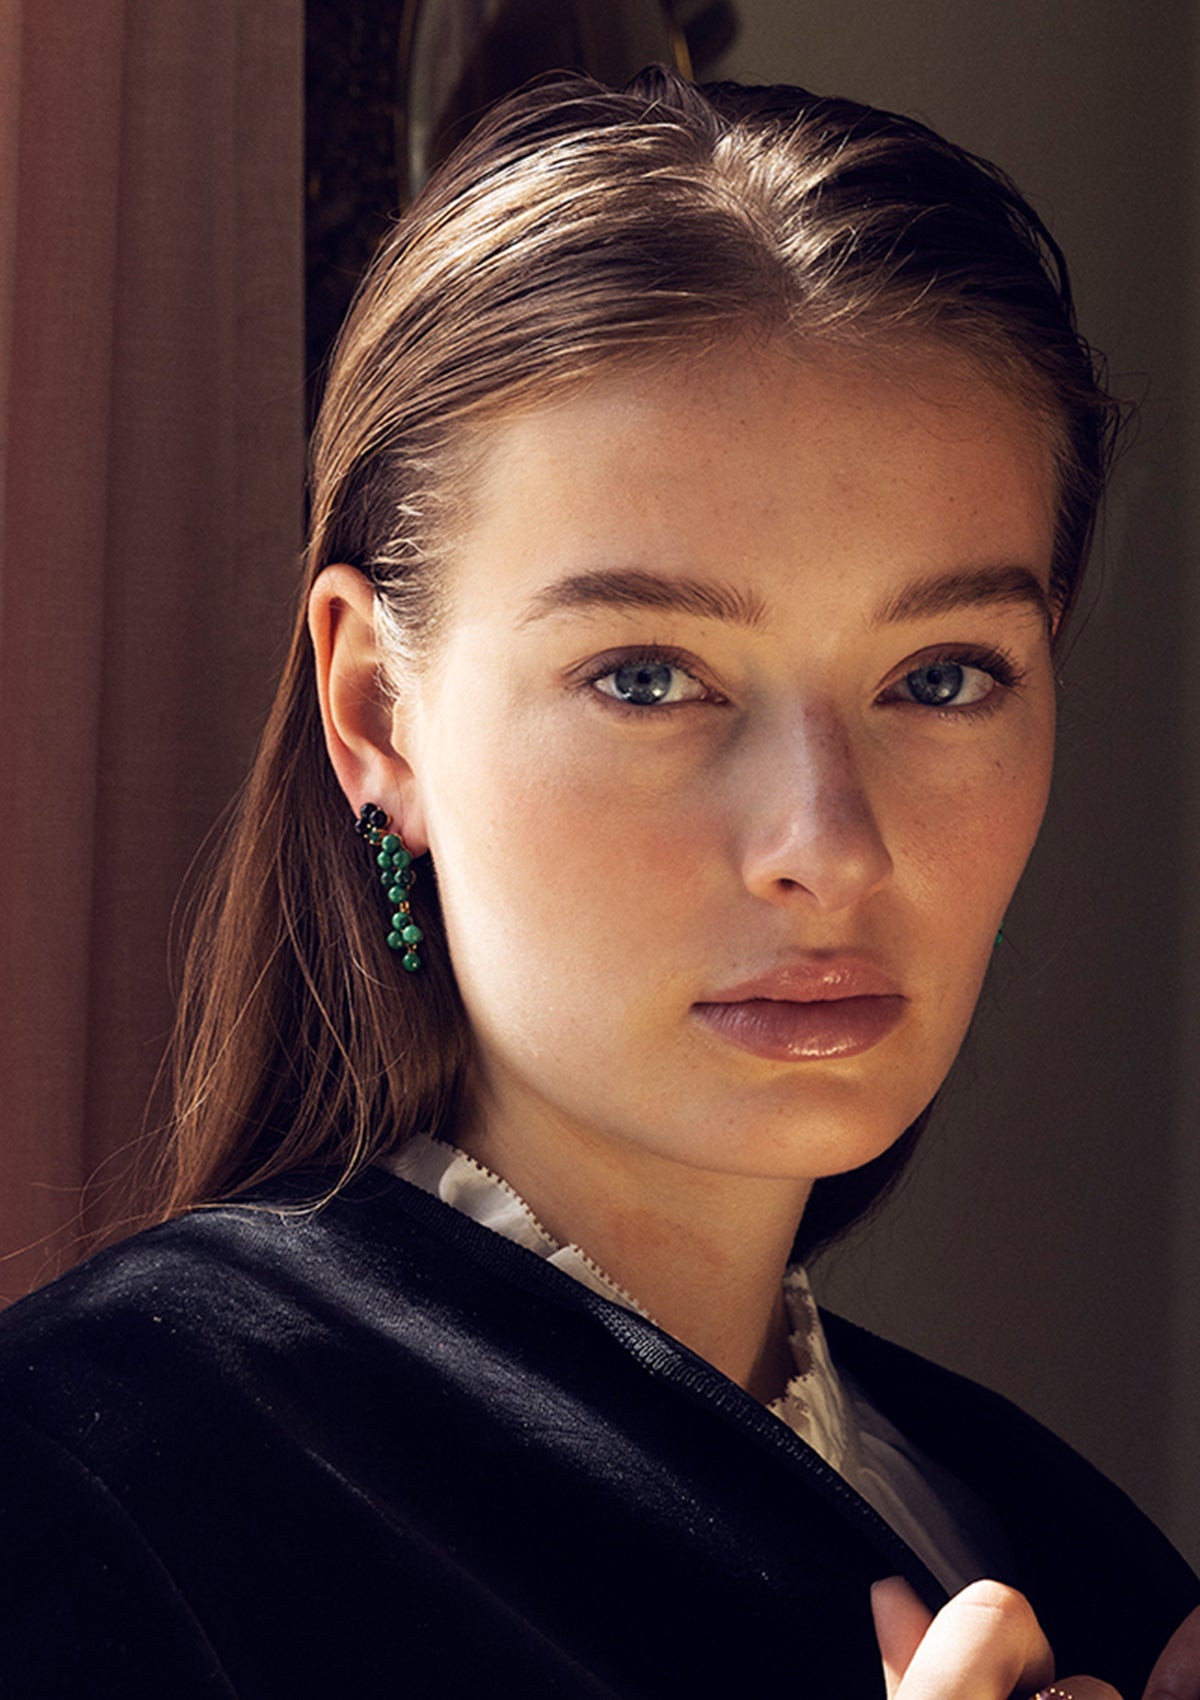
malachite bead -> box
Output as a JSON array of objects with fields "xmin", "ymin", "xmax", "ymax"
[
  {"xmin": 386, "ymin": 931, "xmax": 404, "ymax": 950},
  {"xmin": 387, "ymin": 885, "xmax": 405, "ymax": 905},
  {"xmin": 390, "ymin": 848, "xmax": 412, "ymax": 870},
  {"xmin": 399, "ymin": 868, "xmax": 415, "ymax": 887},
  {"xmin": 391, "ymin": 911, "xmax": 409, "ymax": 929},
  {"xmin": 402, "ymin": 951, "xmax": 420, "ymax": 972},
  {"xmin": 401, "ymin": 924, "xmax": 423, "ymax": 944},
  {"xmin": 376, "ymin": 849, "xmax": 392, "ymax": 867},
  {"xmin": 381, "ymin": 833, "xmax": 401, "ymax": 854}
]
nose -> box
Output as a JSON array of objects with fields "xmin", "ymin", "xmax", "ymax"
[{"xmin": 739, "ymin": 706, "xmax": 893, "ymax": 913}]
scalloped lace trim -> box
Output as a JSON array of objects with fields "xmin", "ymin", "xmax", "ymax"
[{"xmin": 386, "ymin": 1134, "xmax": 652, "ymax": 1318}]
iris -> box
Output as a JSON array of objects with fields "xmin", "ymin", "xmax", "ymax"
[
  {"xmin": 905, "ymin": 662, "xmax": 965, "ymax": 705},
  {"xmin": 610, "ymin": 661, "xmax": 675, "ymax": 704}
]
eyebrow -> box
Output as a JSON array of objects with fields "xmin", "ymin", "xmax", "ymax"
[
  {"xmin": 518, "ymin": 561, "xmax": 1052, "ymax": 635},
  {"xmin": 874, "ymin": 565, "xmax": 1053, "ymax": 632},
  {"xmin": 519, "ymin": 567, "xmax": 768, "ymax": 629}
]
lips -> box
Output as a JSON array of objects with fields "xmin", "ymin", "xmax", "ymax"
[{"xmin": 692, "ymin": 959, "xmax": 906, "ymax": 1061}]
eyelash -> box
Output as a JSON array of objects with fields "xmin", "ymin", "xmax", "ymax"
[
  {"xmin": 880, "ymin": 644, "xmax": 1026, "ymax": 718},
  {"xmin": 576, "ymin": 646, "xmax": 721, "ymax": 713},
  {"xmin": 576, "ymin": 642, "xmax": 1026, "ymax": 717}
]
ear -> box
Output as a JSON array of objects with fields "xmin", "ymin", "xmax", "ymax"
[{"xmin": 308, "ymin": 565, "xmax": 429, "ymax": 853}]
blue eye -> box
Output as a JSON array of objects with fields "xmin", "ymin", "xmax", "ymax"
[
  {"xmin": 896, "ymin": 660, "xmax": 997, "ymax": 708},
  {"xmin": 593, "ymin": 659, "xmax": 706, "ymax": 707}
]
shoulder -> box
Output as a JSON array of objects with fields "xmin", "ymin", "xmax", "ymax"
[
  {"xmin": 822, "ymin": 1308, "xmax": 1200, "ymax": 1687},
  {"xmin": 0, "ymin": 1167, "xmax": 442, "ymax": 1339},
  {"xmin": 0, "ymin": 1161, "xmax": 611, "ymax": 1358},
  {"xmin": 822, "ymin": 1308, "xmax": 1163, "ymax": 1516},
  {"xmin": 0, "ymin": 1172, "xmax": 436, "ymax": 1449},
  {"xmin": 821, "ymin": 1306, "xmax": 1179, "ymax": 1550},
  {"xmin": 0, "ymin": 1164, "xmax": 617, "ymax": 1461}
]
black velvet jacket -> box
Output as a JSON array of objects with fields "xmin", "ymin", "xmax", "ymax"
[{"xmin": 0, "ymin": 1169, "xmax": 1195, "ymax": 1697}]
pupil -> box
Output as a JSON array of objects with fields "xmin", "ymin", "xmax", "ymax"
[
  {"xmin": 909, "ymin": 662, "xmax": 963, "ymax": 705},
  {"xmin": 614, "ymin": 662, "xmax": 673, "ymax": 704}
]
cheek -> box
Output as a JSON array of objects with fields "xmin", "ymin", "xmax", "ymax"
[
  {"xmin": 422, "ymin": 704, "xmax": 710, "ymax": 987},
  {"xmin": 917, "ymin": 783, "xmax": 1044, "ymax": 898},
  {"xmin": 889, "ymin": 732, "xmax": 1053, "ymax": 1013},
  {"xmin": 896, "ymin": 688, "xmax": 1054, "ymax": 885}
]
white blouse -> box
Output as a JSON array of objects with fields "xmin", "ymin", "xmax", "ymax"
[{"xmin": 388, "ymin": 1134, "xmax": 1004, "ymax": 1595}]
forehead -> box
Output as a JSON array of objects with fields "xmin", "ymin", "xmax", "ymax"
[{"xmin": 451, "ymin": 340, "xmax": 1058, "ymax": 619}]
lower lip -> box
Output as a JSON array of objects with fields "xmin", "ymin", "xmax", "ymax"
[{"xmin": 692, "ymin": 996, "xmax": 906, "ymax": 1061}]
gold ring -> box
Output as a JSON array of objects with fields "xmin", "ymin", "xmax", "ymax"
[{"xmin": 1033, "ymin": 1689, "xmax": 1075, "ymax": 1700}]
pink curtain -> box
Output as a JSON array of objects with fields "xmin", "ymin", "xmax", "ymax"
[{"xmin": 0, "ymin": 0, "xmax": 304, "ymax": 1299}]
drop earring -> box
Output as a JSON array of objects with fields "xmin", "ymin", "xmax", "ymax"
[{"xmin": 354, "ymin": 803, "xmax": 424, "ymax": 972}]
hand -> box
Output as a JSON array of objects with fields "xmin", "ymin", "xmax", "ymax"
[
  {"xmin": 872, "ymin": 1575, "xmax": 1122, "ymax": 1700},
  {"xmin": 1143, "ymin": 1604, "xmax": 1200, "ymax": 1700}
]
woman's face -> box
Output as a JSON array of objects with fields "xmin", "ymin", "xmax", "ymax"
[{"xmin": 397, "ymin": 341, "xmax": 1057, "ymax": 1184}]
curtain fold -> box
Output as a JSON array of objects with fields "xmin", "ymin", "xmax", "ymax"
[{"xmin": 0, "ymin": 0, "xmax": 304, "ymax": 1300}]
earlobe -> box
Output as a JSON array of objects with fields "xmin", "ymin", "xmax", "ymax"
[{"xmin": 308, "ymin": 565, "xmax": 427, "ymax": 851}]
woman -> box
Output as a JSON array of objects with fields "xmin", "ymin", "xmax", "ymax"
[{"xmin": 0, "ymin": 67, "xmax": 1196, "ymax": 1697}]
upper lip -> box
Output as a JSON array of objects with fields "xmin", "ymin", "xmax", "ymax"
[{"xmin": 697, "ymin": 958, "xmax": 903, "ymax": 1004}]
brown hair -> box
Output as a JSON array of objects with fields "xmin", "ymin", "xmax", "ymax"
[{"xmin": 159, "ymin": 67, "xmax": 1118, "ymax": 1252}]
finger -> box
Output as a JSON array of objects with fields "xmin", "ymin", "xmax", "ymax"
[
  {"xmin": 892, "ymin": 1578, "xmax": 1053, "ymax": 1700},
  {"xmin": 1143, "ymin": 1603, "xmax": 1200, "ymax": 1700},
  {"xmin": 872, "ymin": 1576, "xmax": 935, "ymax": 1699}
]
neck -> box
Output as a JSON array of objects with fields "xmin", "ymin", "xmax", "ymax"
[{"xmin": 456, "ymin": 1102, "xmax": 811, "ymax": 1403}]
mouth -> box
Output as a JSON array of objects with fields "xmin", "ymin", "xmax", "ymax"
[{"xmin": 692, "ymin": 959, "xmax": 906, "ymax": 1062}]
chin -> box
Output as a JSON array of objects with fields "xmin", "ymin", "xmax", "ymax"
[
  {"xmin": 659, "ymin": 1094, "xmax": 926, "ymax": 1185},
  {"xmin": 757, "ymin": 1067, "xmax": 940, "ymax": 1167}
]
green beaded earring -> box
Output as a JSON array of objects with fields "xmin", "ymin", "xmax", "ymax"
[{"xmin": 354, "ymin": 803, "xmax": 424, "ymax": 972}]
